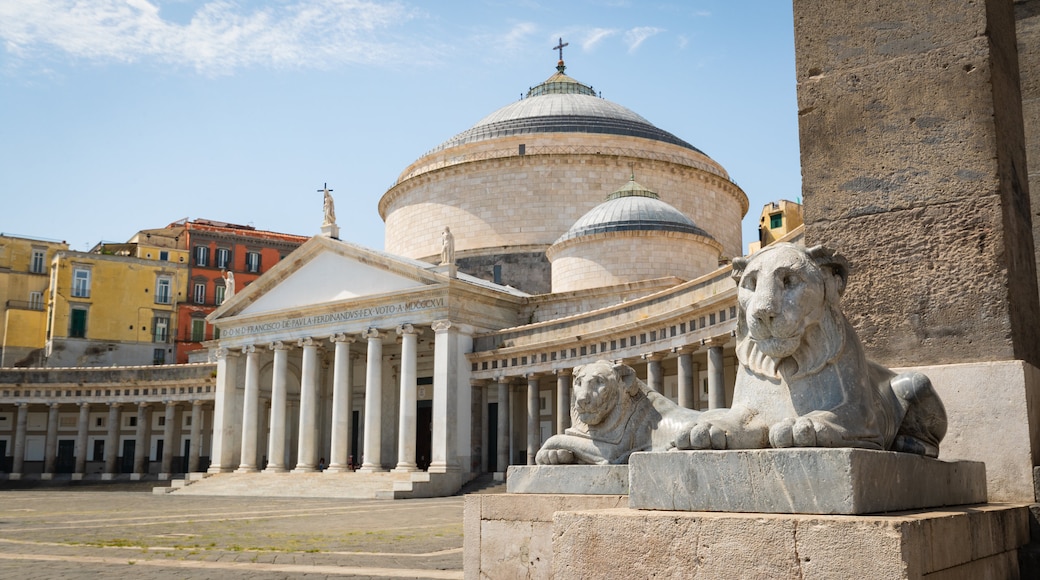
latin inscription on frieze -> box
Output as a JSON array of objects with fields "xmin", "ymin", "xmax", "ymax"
[{"xmin": 221, "ymin": 298, "xmax": 446, "ymax": 338}]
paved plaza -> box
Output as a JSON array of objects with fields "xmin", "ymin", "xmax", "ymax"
[{"xmin": 0, "ymin": 483, "xmax": 464, "ymax": 579}]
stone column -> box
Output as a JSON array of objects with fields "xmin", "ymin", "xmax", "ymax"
[
  {"xmin": 293, "ymin": 337, "xmax": 320, "ymax": 472},
  {"xmin": 707, "ymin": 340, "xmax": 726, "ymax": 410},
  {"xmin": 794, "ymin": 0, "xmax": 1040, "ymax": 367},
  {"xmin": 103, "ymin": 403, "xmax": 119, "ymax": 479},
  {"xmin": 359, "ymin": 329, "xmax": 386, "ymax": 472},
  {"xmin": 496, "ymin": 379, "xmax": 509, "ymax": 473},
  {"xmin": 526, "ymin": 374, "xmax": 540, "ymax": 465},
  {"xmin": 643, "ymin": 353, "xmax": 665, "ymax": 393},
  {"xmin": 429, "ymin": 320, "xmax": 459, "ymax": 473},
  {"xmin": 159, "ymin": 401, "xmax": 178, "ymax": 479},
  {"xmin": 236, "ymin": 345, "xmax": 261, "ymax": 473},
  {"xmin": 393, "ymin": 325, "xmax": 419, "ymax": 472},
  {"xmin": 10, "ymin": 403, "xmax": 28, "ymax": 480},
  {"xmin": 555, "ymin": 369, "xmax": 571, "ymax": 435},
  {"xmin": 327, "ymin": 334, "xmax": 356, "ymax": 473},
  {"xmin": 42, "ymin": 403, "xmax": 59, "ymax": 479},
  {"xmin": 208, "ymin": 347, "xmax": 240, "ymax": 473},
  {"xmin": 188, "ymin": 400, "xmax": 203, "ymax": 472},
  {"xmin": 262, "ymin": 342, "xmax": 289, "ymax": 472},
  {"xmin": 703, "ymin": 340, "xmax": 728, "ymax": 409},
  {"xmin": 132, "ymin": 402, "xmax": 150, "ymax": 480},
  {"xmin": 73, "ymin": 402, "xmax": 90, "ymax": 480},
  {"xmin": 676, "ymin": 348, "xmax": 698, "ymax": 410}
]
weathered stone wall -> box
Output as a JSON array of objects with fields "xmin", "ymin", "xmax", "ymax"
[
  {"xmin": 795, "ymin": 0, "xmax": 1040, "ymax": 367},
  {"xmin": 1018, "ymin": 0, "xmax": 1040, "ymax": 299}
]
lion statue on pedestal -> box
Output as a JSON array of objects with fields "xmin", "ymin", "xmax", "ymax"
[
  {"xmin": 536, "ymin": 360, "xmax": 700, "ymax": 465},
  {"xmin": 673, "ymin": 243, "xmax": 947, "ymax": 456}
]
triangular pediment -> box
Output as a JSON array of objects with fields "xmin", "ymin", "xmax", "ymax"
[{"xmin": 212, "ymin": 236, "xmax": 446, "ymax": 320}]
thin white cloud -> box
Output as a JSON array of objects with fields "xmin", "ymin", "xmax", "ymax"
[
  {"xmin": 0, "ymin": 0, "xmax": 422, "ymax": 75},
  {"xmin": 581, "ymin": 28, "xmax": 617, "ymax": 51},
  {"xmin": 677, "ymin": 34, "xmax": 688, "ymax": 50},
  {"xmin": 470, "ymin": 21, "xmax": 538, "ymax": 62},
  {"xmin": 623, "ymin": 26, "xmax": 663, "ymax": 53}
]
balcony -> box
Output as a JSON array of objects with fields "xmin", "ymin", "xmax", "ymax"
[{"xmin": 6, "ymin": 300, "xmax": 44, "ymax": 312}]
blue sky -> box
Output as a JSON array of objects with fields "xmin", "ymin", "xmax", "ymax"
[{"xmin": 0, "ymin": 1, "xmax": 800, "ymax": 254}]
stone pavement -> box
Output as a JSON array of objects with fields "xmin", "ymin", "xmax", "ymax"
[{"xmin": 0, "ymin": 483, "xmax": 464, "ymax": 579}]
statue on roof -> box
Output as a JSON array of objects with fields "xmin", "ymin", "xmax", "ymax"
[
  {"xmin": 440, "ymin": 226, "xmax": 455, "ymax": 266},
  {"xmin": 223, "ymin": 270, "xmax": 235, "ymax": 298},
  {"xmin": 320, "ymin": 183, "xmax": 336, "ymax": 226}
]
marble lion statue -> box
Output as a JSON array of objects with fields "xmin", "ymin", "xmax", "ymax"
[
  {"xmin": 673, "ymin": 243, "xmax": 947, "ymax": 457},
  {"xmin": 536, "ymin": 360, "xmax": 700, "ymax": 465}
]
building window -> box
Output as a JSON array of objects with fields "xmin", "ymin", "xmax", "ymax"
[
  {"xmin": 191, "ymin": 319, "xmax": 206, "ymax": 342},
  {"xmin": 212, "ymin": 327, "xmax": 220, "ymax": 340},
  {"xmin": 194, "ymin": 245, "xmax": 209, "ymax": 267},
  {"xmin": 246, "ymin": 251, "xmax": 261, "ymax": 273},
  {"xmin": 193, "ymin": 282, "xmax": 206, "ymax": 304},
  {"xmin": 769, "ymin": 213, "xmax": 783, "ymax": 229},
  {"xmin": 69, "ymin": 307, "xmax": 88, "ymax": 338},
  {"xmin": 214, "ymin": 284, "xmax": 226, "ymax": 306},
  {"xmin": 30, "ymin": 249, "xmax": 45, "ymax": 274},
  {"xmin": 155, "ymin": 276, "xmax": 172, "ymax": 304},
  {"xmin": 215, "ymin": 248, "xmax": 231, "ymax": 269},
  {"xmin": 71, "ymin": 268, "xmax": 91, "ymax": 298},
  {"xmin": 28, "ymin": 291, "xmax": 43, "ymax": 310},
  {"xmin": 159, "ymin": 250, "xmax": 169, "ymax": 261},
  {"xmin": 153, "ymin": 348, "xmax": 165, "ymax": 365},
  {"xmin": 153, "ymin": 316, "xmax": 170, "ymax": 343},
  {"xmin": 127, "ymin": 416, "xmax": 137, "ymax": 427},
  {"xmin": 158, "ymin": 416, "xmax": 166, "ymax": 427}
]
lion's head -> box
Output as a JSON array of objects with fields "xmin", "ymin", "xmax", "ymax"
[
  {"xmin": 731, "ymin": 244, "xmax": 849, "ymax": 379},
  {"xmin": 571, "ymin": 360, "xmax": 640, "ymax": 426}
]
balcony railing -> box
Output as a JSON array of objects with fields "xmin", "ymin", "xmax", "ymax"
[{"xmin": 5, "ymin": 300, "xmax": 44, "ymax": 311}]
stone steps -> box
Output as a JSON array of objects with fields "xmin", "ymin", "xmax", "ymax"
[{"xmin": 164, "ymin": 470, "xmax": 466, "ymax": 499}]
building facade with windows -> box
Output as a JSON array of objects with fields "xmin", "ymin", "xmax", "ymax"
[
  {"xmin": 45, "ymin": 250, "xmax": 187, "ymax": 367},
  {"xmin": 175, "ymin": 219, "xmax": 308, "ymax": 364},
  {"xmin": 0, "ymin": 234, "xmax": 68, "ymax": 367}
]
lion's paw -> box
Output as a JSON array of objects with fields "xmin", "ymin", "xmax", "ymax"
[
  {"xmin": 674, "ymin": 422, "xmax": 728, "ymax": 450},
  {"xmin": 535, "ymin": 448, "xmax": 575, "ymax": 465},
  {"xmin": 769, "ymin": 417, "xmax": 819, "ymax": 448}
]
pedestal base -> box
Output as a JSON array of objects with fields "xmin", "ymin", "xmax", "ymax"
[
  {"xmin": 630, "ymin": 449, "xmax": 987, "ymax": 514},
  {"xmin": 506, "ymin": 465, "xmax": 628, "ymax": 495}
]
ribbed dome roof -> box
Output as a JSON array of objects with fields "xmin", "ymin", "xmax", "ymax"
[
  {"xmin": 555, "ymin": 179, "xmax": 715, "ymax": 244},
  {"xmin": 424, "ymin": 66, "xmax": 703, "ymax": 155}
]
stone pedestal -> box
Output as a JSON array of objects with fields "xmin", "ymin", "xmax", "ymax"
[
  {"xmin": 507, "ymin": 465, "xmax": 628, "ymax": 495},
  {"xmin": 320, "ymin": 223, "xmax": 339, "ymax": 239},
  {"xmin": 630, "ymin": 449, "xmax": 987, "ymax": 515}
]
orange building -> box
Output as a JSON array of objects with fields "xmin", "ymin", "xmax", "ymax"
[{"xmin": 162, "ymin": 219, "xmax": 307, "ymax": 363}]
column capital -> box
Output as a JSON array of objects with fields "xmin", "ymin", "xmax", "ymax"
[
  {"xmin": 164, "ymin": 400, "xmax": 180, "ymax": 409},
  {"xmin": 137, "ymin": 402, "xmax": 150, "ymax": 409},
  {"xmin": 242, "ymin": 344, "xmax": 256, "ymax": 355},
  {"xmin": 554, "ymin": 367, "xmax": 573, "ymax": 377},
  {"xmin": 362, "ymin": 328, "xmax": 383, "ymax": 341},
  {"xmin": 79, "ymin": 401, "xmax": 91, "ymax": 408},
  {"xmin": 329, "ymin": 333, "xmax": 357, "ymax": 344},
  {"xmin": 49, "ymin": 402, "xmax": 60, "ymax": 409},
  {"xmin": 525, "ymin": 372, "xmax": 542, "ymax": 381},
  {"xmin": 270, "ymin": 340, "xmax": 290, "ymax": 351},
  {"xmin": 108, "ymin": 402, "xmax": 121, "ymax": 409},
  {"xmin": 298, "ymin": 336, "xmax": 318, "ymax": 348},
  {"xmin": 672, "ymin": 345, "xmax": 698, "ymax": 355},
  {"xmin": 192, "ymin": 399, "xmax": 204, "ymax": 407},
  {"xmin": 641, "ymin": 352, "xmax": 665, "ymax": 362},
  {"xmin": 431, "ymin": 319, "xmax": 453, "ymax": 333},
  {"xmin": 702, "ymin": 336, "xmax": 730, "ymax": 348},
  {"xmin": 17, "ymin": 402, "xmax": 29, "ymax": 408},
  {"xmin": 396, "ymin": 323, "xmax": 420, "ymax": 336}
]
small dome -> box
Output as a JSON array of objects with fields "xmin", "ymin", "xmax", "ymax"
[
  {"xmin": 555, "ymin": 179, "xmax": 714, "ymax": 244},
  {"xmin": 424, "ymin": 68, "xmax": 702, "ymax": 155}
]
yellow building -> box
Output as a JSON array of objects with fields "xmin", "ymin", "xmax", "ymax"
[
  {"xmin": 0, "ymin": 234, "xmax": 68, "ymax": 367},
  {"xmin": 747, "ymin": 199, "xmax": 804, "ymax": 254},
  {"xmin": 46, "ymin": 250, "xmax": 187, "ymax": 367}
]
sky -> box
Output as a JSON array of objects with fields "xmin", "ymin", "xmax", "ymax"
[{"xmin": 0, "ymin": 0, "xmax": 801, "ymax": 254}]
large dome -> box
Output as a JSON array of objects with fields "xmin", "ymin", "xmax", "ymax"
[{"xmin": 426, "ymin": 70, "xmax": 703, "ymax": 156}]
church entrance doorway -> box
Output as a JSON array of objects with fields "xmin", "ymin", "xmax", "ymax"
[
  {"xmin": 416, "ymin": 400, "xmax": 432, "ymax": 471},
  {"xmin": 487, "ymin": 402, "xmax": 498, "ymax": 472},
  {"xmin": 56, "ymin": 440, "xmax": 75, "ymax": 473},
  {"xmin": 121, "ymin": 440, "xmax": 135, "ymax": 473}
]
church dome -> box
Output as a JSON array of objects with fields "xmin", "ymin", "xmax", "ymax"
[
  {"xmin": 426, "ymin": 69, "xmax": 702, "ymax": 155},
  {"xmin": 555, "ymin": 178, "xmax": 714, "ymax": 244},
  {"xmin": 547, "ymin": 179, "xmax": 724, "ymax": 293}
]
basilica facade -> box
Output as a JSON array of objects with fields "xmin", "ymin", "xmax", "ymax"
[{"xmin": 200, "ymin": 59, "xmax": 763, "ymax": 496}]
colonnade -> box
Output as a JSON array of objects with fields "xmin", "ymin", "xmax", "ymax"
[
  {"xmin": 3, "ymin": 399, "xmax": 209, "ymax": 480},
  {"xmin": 213, "ymin": 319, "xmax": 470, "ymax": 476}
]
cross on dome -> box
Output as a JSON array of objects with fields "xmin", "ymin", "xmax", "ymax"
[{"xmin": 553, "ymin": 37, "xmax": 569, "ymax": 72}]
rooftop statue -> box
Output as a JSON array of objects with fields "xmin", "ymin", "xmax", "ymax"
[
  {"xmin": 673, "ymin": 243, "xmax": 947, "ymax": 457},
  {"xmin": 536, "ymin": 360, "xmax": 700, "ymax": 465},
  {"xmin": 535, "ymin": 243, "xmax": 948, "ymax": 465}
]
